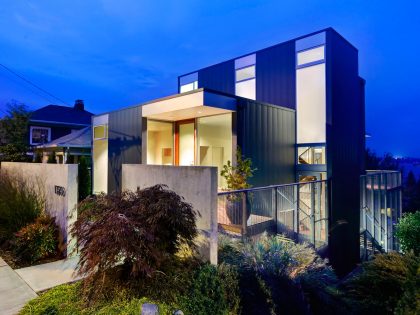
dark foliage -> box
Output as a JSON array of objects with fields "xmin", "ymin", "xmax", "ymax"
[
  {"xmin": 344, "ymin": 252, "xmax": 420, "ymax": 315},
  {"xmin": 71, "ymin": 185, "xmax": 198, "ymax": 297},
  {"xmin": 0, "ymin": 102, "xmax": 31, "ymax": 162},
  {"xmin": 78, "ymin": 156, "xmax": 91, "ymax": 201},
  {"xmin": 180, "ymin": 264, "xmax": 227, "ymax": 315},
  {"xmin": 14, "ymin": 215, "xmax": 59, "ymax": 264},
  {"xmin": 365, "ymin": 149, "xmax": 399, "ymax": 171},
  {"xmin": 0, "ymin": 171, "xmax": 44, "ymax": 242},
  {"xmin": 395, "ymin": 211, "xmax": 420, "ymax": 255},
  {"xmin": 403, "ymin": 171, "xmax": 420, "ymax": 213},
  {"xmin": 33, "ymin": 152, "xmax": 43, "ymax": 163}
]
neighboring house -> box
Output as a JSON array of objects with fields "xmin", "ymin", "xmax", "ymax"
[
  {"xmin": 29, "ymin": 100, "xmax": 93, "ymax": 149},
  {"xmin": 91, "ymin": 28, "xmax": 401, "ymax": 274},
  {"xmin": 34, "ymin": 127, "xmax": 91, "ymax": 164}
]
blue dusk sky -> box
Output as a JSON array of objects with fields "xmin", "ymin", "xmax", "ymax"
[{"xmin": 0, "ymin": 1, "xmax": 419, "ymax": 157}]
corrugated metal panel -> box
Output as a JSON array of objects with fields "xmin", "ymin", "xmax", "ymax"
[
  {"xmin": 326, "ymin": 29, "xmax": 365, "ymax": 276},
  {"xmin": 197, "ymin": 60, "xmax": 235, "ymax": 95},
  {"xmin": 256, "ymin": 41, "xmax": 296, "ymax": 109},
  {"xmin": 107, "ymin": 106, "xmax": 142, "ymax": 192},
  {"xmin": 237, "ymin": 99, "xmax": 296, "ymax": 187}
]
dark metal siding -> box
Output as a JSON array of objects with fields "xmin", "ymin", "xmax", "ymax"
[
  {"xmin": 107, "ymin": 106, "xmax": 142, "ymax": 193},
  {"xmin": 197, "ymin": 60, "xmax": 235, "ymax": 95},
  {"xmin": 256, "ymin": 41, "xmax": 296, "ymax": 109},
  {"xmin": 326, "ymin": 29, "xmax": 365, "ymax": 276},
  {"xmin": 237, "ymin": 99, "xmax": 296, "ymax": 187}
]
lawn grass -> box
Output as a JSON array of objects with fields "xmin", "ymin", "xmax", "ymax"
[{"xmin": 19, "ymin": 282, "xmax": 175, "ymax": 315}]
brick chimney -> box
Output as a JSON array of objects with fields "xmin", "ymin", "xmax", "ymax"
[{"xmin": 74, "ymin": 99, "xmax": 84, "ymax": 111}]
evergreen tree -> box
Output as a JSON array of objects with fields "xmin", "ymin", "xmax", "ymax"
[{"xmin": 78, "ymin": 156, "xmax": 91, "ymax": 201}]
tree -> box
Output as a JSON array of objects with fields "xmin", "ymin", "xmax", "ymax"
[
  {"xmin": 403, "ymin": 171, "xmax": 420, "ymax": 213},
  {"xmin": 365, "ymin": 148, "xmax": 380, "ymax": 170},
  {"xmin": 0, "ymin": 102, "xmax": 31, "ymax": 161},
  {"xmin": 365, "ymin": 149, "xmax": 399, "ymax": 171},
  {"xmin": 221, "ymin": 146, "xmax": 257, "ymax": 191},
  {"xmin": 395, "ymin": 211, "xmax": 420, "ymax": 255}
]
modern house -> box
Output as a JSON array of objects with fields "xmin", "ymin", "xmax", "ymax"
[
  {"xmin": 91, "ymin": 28, "xmax": 400, "ymax": 275},
  {"xmin": 30, "ymin": 100, "xmax": 93, "ymax": 163}
]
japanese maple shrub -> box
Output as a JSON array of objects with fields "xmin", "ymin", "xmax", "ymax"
[{"xmin": 71, "ymin": 184, "xmax": 198, "ymax": 295}]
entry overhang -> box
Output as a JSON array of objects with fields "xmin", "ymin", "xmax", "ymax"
[{"xmin": 141, "ymin": 89, "xmax": 236, "ymax": 121}]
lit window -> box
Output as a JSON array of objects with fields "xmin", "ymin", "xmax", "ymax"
[
  {"xmin": 298, "ymin": 146, "xmax": 326, "ymax": 164},
  {"xmin": 93, "ymin": 125, "xmax": 107, "ymax": 140},
  {"xmin": 297, "ymin": 46, "xmax": 325, "ymax": 66},
  {"xmin": 236, "ymin": 65, "xmax": 255, "ymax": 82},
  {"xmin": 180, "ymin": 81, "xmax": 198, "ymax": 93},
  {"xmin": 30, "ymin": 126, "xmax": 51, "ymax": 145},
  {"xmin": 235, "ymin": 54, "xmax": 256, "ymax": 100},
  {"xmin": 179, "ymin": 72, "xmax": 198, "ymax": 93}
]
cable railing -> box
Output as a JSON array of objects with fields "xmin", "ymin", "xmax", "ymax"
[{"xmin": 218, "ymin": 180, "xmax": 328, "ymax": 249}]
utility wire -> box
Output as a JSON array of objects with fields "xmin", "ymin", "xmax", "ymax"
[
  {"xmin": 0, "ymin": 63, "xmax": 71, "ymax": 106},
  {"xmin": 0, "ymin": 69, "xmax": 57, "ymax": 105}
]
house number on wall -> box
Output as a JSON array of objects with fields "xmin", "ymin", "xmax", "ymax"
[{"xmin": 54, "ymin": 185, "xmax": 66, "ymax": 197}]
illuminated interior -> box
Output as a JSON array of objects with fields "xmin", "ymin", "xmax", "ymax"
[{"xmin": 147, "ymin": 120, "xmax": 173, "ymax": 165}]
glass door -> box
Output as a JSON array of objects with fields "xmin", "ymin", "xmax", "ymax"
[{"xmin": 175, "ymin": 119, "xmax": 195, "ymax": 166}]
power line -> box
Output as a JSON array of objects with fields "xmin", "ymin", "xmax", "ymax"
[{"xmin": 0, "ymin": 63, "xmax": 71, "ymax": 106}]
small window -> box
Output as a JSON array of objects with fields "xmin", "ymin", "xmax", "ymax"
[
  {"xmin": 298, "ymin": 146, "xmax": 326, "ymax": 164},
  {"xmin": 297, "ymin": 46, "xmax": 325, "ymax": 66},
  {"xmin": 236, "ymin": 65, "xmax": 255, "ymax": 82},
  {"xmin": 30, "ymin": 126, "xmax": 51, "ymax": 145},
  {"xmin": 93, "ymin": 125, "xmax": 107, "ymax": 140},
  {"xmin": 180, "ymin": 81, "xmax": 198, "ymax": 93}
]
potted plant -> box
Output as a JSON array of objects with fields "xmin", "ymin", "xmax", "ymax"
[{"xmin": 220, "ymin": 146, "xmax": 257, "ymax": 227}]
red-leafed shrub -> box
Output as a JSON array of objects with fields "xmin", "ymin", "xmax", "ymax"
[
  {"xmin": 14, "ymin": 215, "xmax": 59, "ymax": 263},
  {"xmin": 71, "ymin": 184, "xmax": 198, "ymax": 296}
]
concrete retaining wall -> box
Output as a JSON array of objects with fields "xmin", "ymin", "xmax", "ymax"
[
  {"xmin": 0, "ymin": 162, "xmax": 78, "ymax": 255},
  {"xmin": 122, "ymin": 164, "xmax": 218, "ymax": 264}
]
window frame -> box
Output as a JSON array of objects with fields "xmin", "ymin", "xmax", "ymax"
[
  {"xmin": 30, "ymin": 126, "xmax": 51, "ymax": 145},
  {"xmin": 296, "ymin": 44, "xmax": 325, "ymax": 69},
  {"xmin": 93, "ymin": 124, "xmax": 108, "ymax": 140}
]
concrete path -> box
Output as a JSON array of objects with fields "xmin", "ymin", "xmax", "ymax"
[
  {"xmin": 16, "ymin": 256, "xmax": 81, "ymax": 293},
  {"xmin": 0, "ymin": 257, "xmax": 37, "ymax": 315}
]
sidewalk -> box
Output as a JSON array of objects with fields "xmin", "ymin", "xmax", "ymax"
[
  {"xmin": 16, "ymin": 256, "xmax": 81, "ymax": 293},
  {"xmin": 0, "ymin": 256, "xmax": 81, "ymax": 315},
  {"xmin": 0, "ymin": 257, "xmax": 37, "ymax": 315}
]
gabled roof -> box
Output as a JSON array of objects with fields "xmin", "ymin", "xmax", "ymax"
[
  {"xmin": 37, "ymin": 126, "xmax": 91, "ymax": 148},
  {"xmin": 30, "ymin": 105, "xmax": 93, "ymax": 126}
]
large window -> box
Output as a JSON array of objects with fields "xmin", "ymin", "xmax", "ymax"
[
  {"xmin": 298, "ymin": 146, "xmax": 326, "ymax": 164},
  {"xmin": 235, "ymin": 54, "xmax": 256, "ymax": 100},
  {"xmin": 30, "ymin": 126, "xmax": 51, "ymax": 145},
  {"xmin": 197, "ymin": 113, "xmax": 232, "ymax": 188},
  {"xmin": 296, "ymin": 63, "xmax": 326, "ymax": 143},
  {"xmin": 147, "ymin": 120, "xmax": 174, "ymax": 165}
]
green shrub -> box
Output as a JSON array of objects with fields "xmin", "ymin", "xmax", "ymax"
[
  {"xmin": 395, "ymin": 211, "xmax": 420, "ymax": 255},
  {"xmin": 344, "ymin": 252, "xmax": 420, "ymax": 314},
  {"xmin": 19, "ymin": 282, "xmax": 175, "ymax": 315},
  {"xmin": 181, "ymin": 264, "xmax": 228, "ymax": 315},
  {"xmin": 0, "ymin": 171, "xmax": 45, "ymax": 242},
  {"xmin": 14, "ymin": 215, "xmax": 58, "ymax": 263},
  {"xmin": 78, "ymin": 156, "xmax": 91, "ymax": 201},
  {"xmin": 221, "ymin": 146, "xmax": 257, "ymax": 191}
]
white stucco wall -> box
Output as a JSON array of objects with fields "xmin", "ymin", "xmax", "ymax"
[
  {"xmin": 122, "ymin": 164, "xmax": 218, "ymax": 264},
  {"xmin": 0, "ymin": 162, "xmax": 78, "ymax": 255}
]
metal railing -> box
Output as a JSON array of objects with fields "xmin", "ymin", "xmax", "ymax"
[
  {"xmin": 218, "ymin": 180, "xmax": 328, "ymax": 249},
  {"xmin": 360, "ymin": 170, "xmax": 402, "ymax": 254}
]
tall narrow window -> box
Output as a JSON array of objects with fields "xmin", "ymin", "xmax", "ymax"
[
  {"xmin": 297, "ymin": 46, "xmax": 325, "ymax": 66},
  {"xmin": 235, "ymin": 54, "xmax": 256, "ymax": 100}
]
